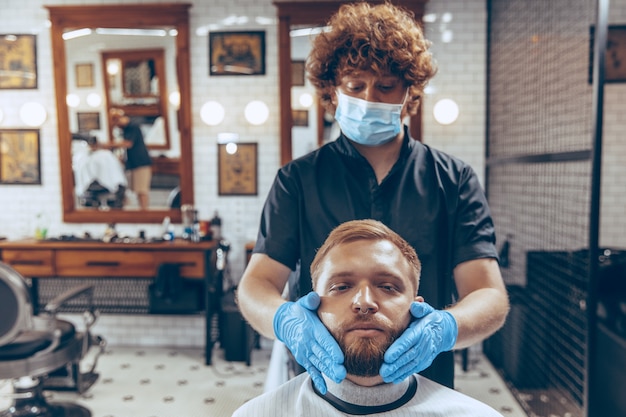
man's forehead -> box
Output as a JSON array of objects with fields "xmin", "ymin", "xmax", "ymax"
[{"xmin": 316, "ymin": 240, "xmax": 414, "ymax": 285}]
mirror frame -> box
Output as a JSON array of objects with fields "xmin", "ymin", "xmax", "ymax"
[
  {"xmin": 273, "ymin": 0, "xmax": 427, "ymax": 166},
  {"xmin": 47, "ymin": 3, "xmax": 193, "ymax": 223}
]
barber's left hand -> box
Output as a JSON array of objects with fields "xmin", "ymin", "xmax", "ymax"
[{"xmin": 379, "ymin": 301, "xmax": 457, "ymax": 384}]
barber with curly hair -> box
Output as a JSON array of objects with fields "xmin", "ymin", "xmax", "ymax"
[{"xmin": 238, "ymin": 1, "xmax": 509, "ymax": 394}]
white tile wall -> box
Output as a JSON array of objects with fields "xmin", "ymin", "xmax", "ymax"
[
  {"xmin": 423, "ymin": 0, "xmax": 487, "ymax": 186},
  {"xmin": 60, "ymin": 312, "xmax": 206, "ymax": 347}
]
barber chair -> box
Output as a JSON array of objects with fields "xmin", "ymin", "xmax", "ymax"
[
  {"xmin": 79, "ymin": 181, "xmax": 125, "ymax": 209},
  {"xmin": 0, "ymin": 262, "xmax": 105, "ymax": 417},
  {"xmin": 166, "ymin": 186, "xmax": 181, "ymax": 209}
]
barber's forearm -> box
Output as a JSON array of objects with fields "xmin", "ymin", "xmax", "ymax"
[
  {"xmin": 237, "ymin": 255, "xmax": 291, "ymax": 339},
  {"xmin": 238, "ymin": 281, "xmax": 286, "ymax": 339},
  {"xmin": 447, "ymin": 287, "xmax": 509, "ymax": 349}
]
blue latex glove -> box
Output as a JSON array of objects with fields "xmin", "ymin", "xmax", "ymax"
[
  {"xmin": 273, "ymin": 292, "xmax": 346, "ymax": 394},
  {"xmin": 380, "ymin": 301, "xmax": 458, "ymax": 384}
]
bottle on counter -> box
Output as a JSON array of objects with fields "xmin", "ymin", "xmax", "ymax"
[
  {"xmin": 103, "ymin": 223, "xmax": 118, "ymax": 243},
  {"xmin": 181, "ymin": 204, "xmax": 195, "ymax": 240},
  {"xmin": 34, "ymin": 212, "xmax": 49, "ymax": 240},
  {"xmin": 191, "ymin": 210, "xmax": 201, "ymax": 243},
  {"xmin": 162, "ymin": 216, "xmax": 175, "ymax": 241},
  {"xmin": 210, "ymin": 211, "xmax": 222, "ymax": 240}
]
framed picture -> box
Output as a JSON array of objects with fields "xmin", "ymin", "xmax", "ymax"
[
  {"xmin": 75, "ymin": 63, "xmax": 94, "ymax": 87},
  {"xmin": 291, "ymin": 60, "xmax": 305, "ymax": 86},
  {"xmin": 292, "ymin": 109, "xmax": 309, "ymax": 127},
  {"xmin": 589, "ymin": 25, "xmax": 626, "ymax": 83},
  {"xmin": 218, "ymin": 142, "xmax": 258, "ymax": 195},
  {"xmin": 0, "ymin": 129, "xmax": 41, "ymax": 184},
  {"xmin": 209, "ymin": 31, "xmax": 266, "ymax": 76},
  {"xmin": 0, "ymin": 34, "xmax": 37, "ymax": 89},
  {"xmin": 77, "ymin": 112, "xmax": 101, "ymax": 132}
]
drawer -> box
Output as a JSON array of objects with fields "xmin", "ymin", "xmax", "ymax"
[
  {"xmin": 152, "ymin": 251, "xmax": 206, "ymax": 279},
  {"xmin": 54, "ymin": 250, "xmax": 206, "ymax": 278},
  {"xmin": 56, "ymin": 250, "xmax": 157, "ymax": 277},
  {"xmin": 1, "ymin": 250, "xmax": 55, "ymax": 277}
]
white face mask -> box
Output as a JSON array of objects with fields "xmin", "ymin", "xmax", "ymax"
[{"xmin": 334, "ymin": 90, "xmax": 407, "ymax": 146}]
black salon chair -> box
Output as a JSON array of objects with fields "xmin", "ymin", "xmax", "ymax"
[
  {"xmin": 0, "ymin": 262, "xmax": 105, "ymax": 417},
  {"xmin": 79, "ymin": 181, "xmax": 126, "ymax": 209}
]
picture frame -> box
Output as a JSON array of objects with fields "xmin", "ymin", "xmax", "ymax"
[
  {"xmin": 0, "ymin": 129, "xmax": 41, "ymax": 185},
  {"xmin": 77, "ymin": 112, "xmax": 101, "ymax": 132},
  {"xmin": 292, "ymin": 109, "xmax": 309, "ymax": 127},
  {"xmin": 209, "ymin": 31, "xmax": 266, "ymax": 76},
  {"xmin": 0, "ymin": 34, "xmax": 37, "ymax": 89},
  {"xmin": 589, "ymin": 25, "xmax": 626, "ymax": 83},
  {"xmin": 75, "ymin": 62, "xmax": 94, "ymax": 88},
  {"xmin": 291, "ymin": 60, "xmax": 305, "ymax": 86},
  {"xmin": 218, "ymin": 142, "xmax": 258, "ymax": 195}
]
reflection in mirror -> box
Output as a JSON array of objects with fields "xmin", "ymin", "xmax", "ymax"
[
  {"xmin": 47, "ymin": 4, "xmax": 193, "ymax": 223},
  {"xmin": 101, "ymin": 48, "xmax": 172, "ymax": 150},
  {"xmin": 290, "ymin": 25, "xmax": 322, "ymax": 159}
]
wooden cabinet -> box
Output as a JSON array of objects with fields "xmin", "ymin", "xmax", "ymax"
[
  {"xmin": 1, "ymin": 249, "xmax": 55, "ymax": 277},
  {"xmin": 0, "ymin": 239, "xmax": 219, "ymax": 364}
]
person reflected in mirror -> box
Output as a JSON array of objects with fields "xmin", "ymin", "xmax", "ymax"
[
  {"xmin": 237, "ymin": 1, "xmax": 509, "ymax": 395},
  {"xmin": 104, "ymin": 108, "xmax": 152, "ymax": 210},
  {"xmin": 71, "ymin": 133, "xmax": 127, "ymax": 209},
  {"xmin": 233, "ymin": 220, "xmax": 503, "ymax": 417}
]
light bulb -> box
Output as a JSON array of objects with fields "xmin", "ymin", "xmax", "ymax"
[
  {"xmin": 244, "ymin": 100, "xmax": 269, "ymax": 125},
  {"xmin": 433, "ymin": 99, "xmax": 459, "ymax": 125},
  {"xmin": 20, "ymin": 102, "xmax": 47, "ymax": 127},
  {"xmin": 200, "ymin": 101, "xmax": 225, "ymax": 126}
]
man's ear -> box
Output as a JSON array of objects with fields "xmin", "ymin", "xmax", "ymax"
[{"xmin": 414, "ymin": 295, "xmax": 424, "ymax": 303}]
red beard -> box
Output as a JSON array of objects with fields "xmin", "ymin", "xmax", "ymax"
[{"xmin": 334, "ymin": 316, "xmax": 402, "ymax": 377}]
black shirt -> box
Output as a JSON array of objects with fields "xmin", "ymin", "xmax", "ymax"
[
  {"xmin": 122, "ymin": 122, "xmax": 152, "ymax": 170},
  {"xmin": 254, "ymin": 127, "xmax": 498, "ymax": 386}
]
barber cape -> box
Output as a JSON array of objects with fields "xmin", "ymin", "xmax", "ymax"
[
  {"xmin": 72, "ymin": 143, "xmax": 127, "ymax": 195},
  {"xmin": 232, "ymin": 373, "xmax": 503, "ymax": 416}
]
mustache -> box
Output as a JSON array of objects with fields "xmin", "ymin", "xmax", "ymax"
[{"xmin": 344, "ymin": 315, "xmax": 386, "ymax": 328}]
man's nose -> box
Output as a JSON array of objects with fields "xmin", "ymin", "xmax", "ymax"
[
  {"xmin": 352, "ymin": 285, "xmax": 378, "ymax": 314},
  {"xmin": 361, "ymin": 86, "xmax": 380, "ymax": 103}
]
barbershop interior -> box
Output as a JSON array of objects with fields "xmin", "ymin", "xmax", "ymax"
[{"xmin": 1, "ymin": 0, "xmax": 625, "ymax": 416}]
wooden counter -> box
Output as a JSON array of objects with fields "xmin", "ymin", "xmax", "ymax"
[{"xmin": 0, "ymin": 238, "xmax": 219, "ymax": 365}]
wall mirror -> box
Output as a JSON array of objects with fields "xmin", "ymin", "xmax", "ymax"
[
  {"xmin": 273, "ymin": 0, "xmax": 427, "ymax": 166},
  {"xmin": 47, "ymin": 3, "xmax": 193, "ymax": 223}
]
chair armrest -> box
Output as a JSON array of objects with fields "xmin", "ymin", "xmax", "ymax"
[{"xmin": 43, "ymin": 284, "xmax": 94, "ymax": 314}]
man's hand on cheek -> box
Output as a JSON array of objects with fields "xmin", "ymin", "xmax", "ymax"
[
  {"xmin": 273, "ymin": 292, "xmax": 347, "ymax": 394},
  {"xmin": 379, "ymin": 301, "xmax": 458, "ymax": 384}
]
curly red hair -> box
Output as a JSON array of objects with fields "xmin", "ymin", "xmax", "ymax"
[{"xmin": 306, "ymin": 2, "xmax": 437, "ymax": 115}]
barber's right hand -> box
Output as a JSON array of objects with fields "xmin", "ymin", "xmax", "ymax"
[{"xmin": 273, "ymin": 292, "xmax": 346, "ymax": 394}]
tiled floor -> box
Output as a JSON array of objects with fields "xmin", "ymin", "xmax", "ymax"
[{"xmin": 1, "ymin": 343, "xmax": 528, "ymax": 417}]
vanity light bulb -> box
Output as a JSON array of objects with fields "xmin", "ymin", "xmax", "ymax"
[
  {"xmin": 200, "ymin": 101, "xmax": 225, "ymax": 126},
  {"xmin": 169, "ymin": 91, "xmax": 181, "ymax": 108},
  {"xmin": 225, "ymin": 142, "xmax": 238, "ymax": 155},
  {"xmin": 433, "ymin": 98, "xmax": 459, "ymax": 125},
  {"xmin": 20, "ymin": 102, "xmax": 47, "ymax": 127},
  {"xmin": 66, "ymin": 94, "xmax": 80, "ymax": 108},
  {"xmin": 107, "ymin": 61, "xmax": 120, "ymax": 75},
  {"xmin": 244, "ymin": 100, "xmax": 269, "ymax": 126},
  {"xmin": 299, "ymin": 93, "xmax": 313, "ymax": 108},
  {"xmin": 0, "ymin": 108, "xmax": 3, "ymax": 124},
  {"xmin": 87, "ymin": 93, "xmax": 102, "ymax": 107}
]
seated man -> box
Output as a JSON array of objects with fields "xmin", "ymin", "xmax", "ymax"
[
  {"xmin": 72, "ymin": 136, "xmax": 127, "ymax": 208},
  {"xmin": 233, "ymin": 219, "xmax": 503, "ymax": 416}
]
